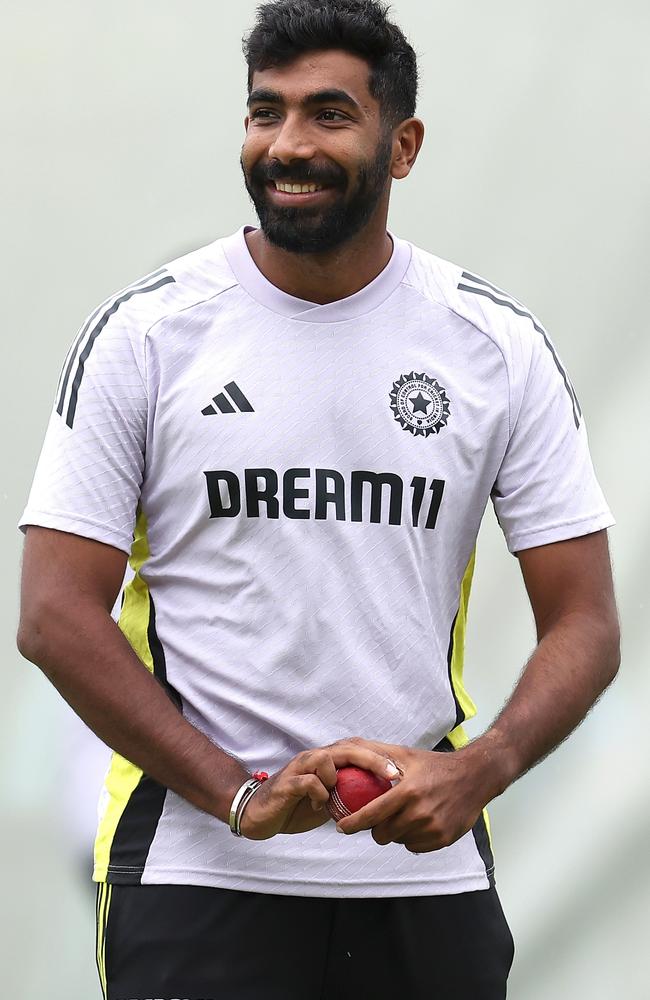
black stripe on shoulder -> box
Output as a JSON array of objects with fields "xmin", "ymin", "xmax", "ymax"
[
  {"xmin": 457, "ymin": 276, "xmax": 581, "ymax": 429},
  {"xmin": 461, "ymin": 270, "xmax": 525, "ymax": 305},
  {"xmin": 63, "ymin": 274, "xmax": 175, "ymax": 429},
  {"xmin": 55, "ymin": 267, "xmax": 169, "ymax": 415},
  {"xmin": 107, "ymin": 594, "xmax": 183, "ymax": 885},
  {"xmin": 56, "ymin": 302, "xmax": 106, "ymax": 415}
]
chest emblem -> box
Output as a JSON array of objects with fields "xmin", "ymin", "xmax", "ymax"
[{"xmin": 389, "ymin": 372, "xmax": 451, "ymax": 438}]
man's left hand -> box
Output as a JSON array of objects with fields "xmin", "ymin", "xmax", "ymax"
[{"xmin": 332, "ymin": 737, "xmax": 500, "ymax": 853}]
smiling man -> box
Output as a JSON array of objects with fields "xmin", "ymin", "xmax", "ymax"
[
  {"xmin": 17, "ymin": 1, "xmax": 619, "ymax": 998},
  {"xmin": 242, "ymin": 50, "xmax": 396, "ymax": 260}
]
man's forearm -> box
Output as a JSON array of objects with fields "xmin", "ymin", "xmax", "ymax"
[
  {"xmin": 17, "ymin": 600, "xmax": 249, "ymax": 823},
  {"xmin": 467, "ymin": 609, "xmax": 620, "ymax": 799}
]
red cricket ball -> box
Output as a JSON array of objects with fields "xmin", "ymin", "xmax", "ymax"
[{"xmin": 326, "ymin": 766, "xmax": 392, "ymax": 822}]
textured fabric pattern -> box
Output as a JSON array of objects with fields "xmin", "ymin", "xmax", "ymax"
[{"xmin": 19, "ymin": 228, "xmax": 613, "ymax": 896}]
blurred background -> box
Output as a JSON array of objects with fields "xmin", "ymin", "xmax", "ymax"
[{"xmin": 2, "ymin": 0, "xmax": 649, "ymax": 996}]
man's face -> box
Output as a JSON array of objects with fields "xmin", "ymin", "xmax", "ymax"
[{"xmin": 241, "ymin": 50, "xmax": 394, "ymax": 254}]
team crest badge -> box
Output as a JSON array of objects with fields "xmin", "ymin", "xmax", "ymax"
[{"xmin": 389, "ymin": 371, "xmax": 451, "ymax": 437}]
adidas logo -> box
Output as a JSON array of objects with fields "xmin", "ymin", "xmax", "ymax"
[{"xmin": 202, "ymin": 381, "xmax": 255, "ymax": 416}]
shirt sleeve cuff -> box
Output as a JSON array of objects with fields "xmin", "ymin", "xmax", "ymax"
[
  {"xmin": 18, "ymin": 507, "xmax": 133, "ymax": 556},
  {"xmin": 504, "ymin": 510, "xmax": 615, "ymax": 554}
]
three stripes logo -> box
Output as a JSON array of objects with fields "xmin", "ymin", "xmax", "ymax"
[
  {"xmin": 457, "ymin": 270, "xmax": 582, "ymax": 429},
  {"xmin": 202, "ymin": 382, "xmax": 255, "ymax": 416}
]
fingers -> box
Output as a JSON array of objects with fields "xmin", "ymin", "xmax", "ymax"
[
  {"xmin": 242, "ymin": 738, "xmax": 405, "ymax": 841},
  {"xmin": 346, "ymin": 807, "xmax": 447, "ymax": 853},
  {"xmin": 371, "ymin": 810, "xmax": 470, "ymax": 853},
  {"xmin": 335, "ymin": 782, "xmax": 406, "ymax": 834},
  {"xmin": 325, "ymin": 738, "xmax": 403, "ymax": 781},
  {"xmin": 342, "ymin": 738, "xmax": 406, "ymax": 773},
  {"xmin": 263, "ymin": 769, "xmax": 331, "ymax": 811},
  {"xmin": 370, "ymin": 805, "xmax": 432, "ymax": 847},
  {"xmin": 370, "ymin": 813, "xmax": 408, "ymax": 847},
  {"xmin": 284, "ymin": 773, "xmax": 330, "ymax": 809},
  {"xmin": 284, "ymin": 749, "xmax": 338, "ymax": 789},
  {"xmin": 286, "ymin": 742, "xmax": 400, "ymax": 787},
  {"xmin": 242, "ymin": 771, "xmax": 331, "ymax": 839},
  {"xmin": 273, "ymin": 738, "xmax": 408, "ymax": 836}
]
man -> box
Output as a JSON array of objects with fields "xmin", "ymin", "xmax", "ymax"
[{"xmin": 17, "ymin": 0, "xmax": 619, "ymax": 997}]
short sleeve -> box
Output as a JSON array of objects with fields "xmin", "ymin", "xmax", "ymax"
[
  {"xmin": 492, "ymin": 328, "xmax": 614, "ymax": 553},
  {"xmin": 19, "ymin": 310, "xmax": 147, "ymax": 555}
]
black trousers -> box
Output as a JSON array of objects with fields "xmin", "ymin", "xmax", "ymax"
[{"xmin": 97, "ymin": 882, "xmax": 515, "ymax": 1000}]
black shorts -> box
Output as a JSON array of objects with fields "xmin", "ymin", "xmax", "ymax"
[{"xmin": 96, "ymin": 882, "xmax": 515, "ymax": 1000}]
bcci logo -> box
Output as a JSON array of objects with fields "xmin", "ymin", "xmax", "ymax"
[{"xmin": 389, "ymin": 372, "xmax": 451, "ymax": 438}]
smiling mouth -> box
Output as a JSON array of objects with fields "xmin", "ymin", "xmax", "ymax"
[{"xmin": 271, "ymin": 180, "xmax": 328, "ymax": 194}]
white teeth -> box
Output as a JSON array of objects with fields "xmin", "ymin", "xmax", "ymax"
[{"xmin": 274, "ymin": 181, "xmax": 322, "ymax": 194}]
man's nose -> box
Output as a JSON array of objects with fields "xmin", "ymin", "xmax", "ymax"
[{"xmin": 267, "ymin": 115, "xmax": 317, "ymax": 164}]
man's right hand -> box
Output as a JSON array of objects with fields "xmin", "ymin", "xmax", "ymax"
[
  {"xmin": 240, "ymin": 740, "xmax": 399, "ymax": 839},
  {"xmin": 17, "ymin": 529, "xmax": 399, "ymax": 841}
]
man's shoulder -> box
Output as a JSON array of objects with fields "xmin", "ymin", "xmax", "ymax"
[
  {"xmin": 402, "ymin": 240, "xmax": 546, "ymax": 358},
  {"xmin": 81, "ymin": 234, "xmax": 240, "ymax": 344},
  {"xmin": 162, "ymin": 234, "xmax": 239, "ymax": 303}
]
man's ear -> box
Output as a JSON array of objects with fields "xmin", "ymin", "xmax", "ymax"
[{"xmin": 391, "ymin": 118, "xmax": 425, "ymax": 180}]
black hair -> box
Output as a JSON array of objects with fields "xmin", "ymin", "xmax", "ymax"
[{"xmin": 243, "ymin": 0, "xmax": 418, "ymax": 125}]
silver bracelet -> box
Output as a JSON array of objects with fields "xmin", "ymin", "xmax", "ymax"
[{"xmin": 228, "ymin": 775, "xmax": 266, "ymax": 837}]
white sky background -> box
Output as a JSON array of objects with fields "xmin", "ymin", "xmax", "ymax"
[{"xmin": 1, "ymin": 1, "xmax": 649, "ymax": 996}]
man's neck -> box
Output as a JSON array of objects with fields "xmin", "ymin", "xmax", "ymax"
[{"xmin": 244, "ymin": 217, "xmax": 394, "ymax": 305}]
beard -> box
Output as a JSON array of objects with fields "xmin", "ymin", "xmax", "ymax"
[{"xmin": 240, "ymin": 137, "xmax": 393, "ymax": 254}]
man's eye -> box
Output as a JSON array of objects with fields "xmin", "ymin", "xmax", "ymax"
[
  {"xmin": 250, "ymin": 109, "xmax": 277, "ymax": 120},
  {"xmin": 318, "ymin": 109, "xmax": 347, "ymax": 122}
]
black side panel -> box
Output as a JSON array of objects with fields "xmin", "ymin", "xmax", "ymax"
[
  {"xmin": 445, "ymin": 613, "xmax": 466, "ymax": 730},
  {"xmin": 472, "ymin": 812, "xmax": 496, "ymax": 888},
  {"xmin": 107, "ymin": 594, "xmax": 183, "ymax": 884}
]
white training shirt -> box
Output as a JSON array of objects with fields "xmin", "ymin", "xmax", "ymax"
[{"xmin": 20, "ymin": 227, "xmax": 614, "ymax": 896}]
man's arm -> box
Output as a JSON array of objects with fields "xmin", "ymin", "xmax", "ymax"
[
  {"xmin": 476, "ymin": 528, "xmax": 620, "ymax": 784},
  {"xmin": 17, "ymin": 526, "xmax": 396, "ymax": 840},
  {"xmin": 335, "ymin": 530, "xmax": 620, "ymax": 851}
]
